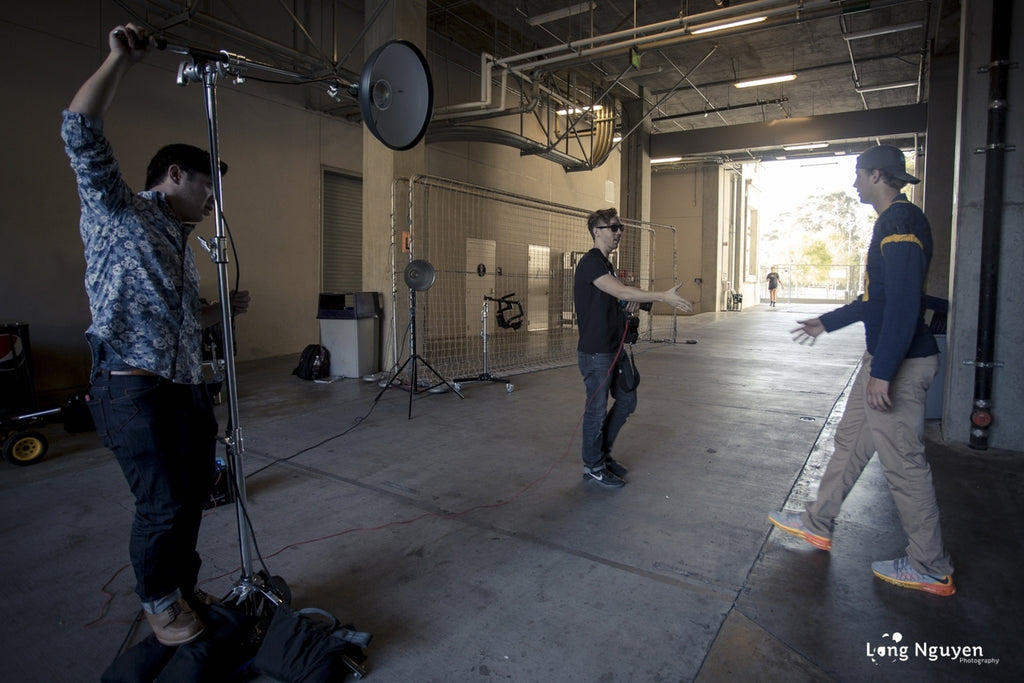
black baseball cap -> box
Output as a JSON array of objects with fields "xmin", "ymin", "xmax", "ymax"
[{"xmin": 856, "ymin": 145, "xmax": 920, "ymax": 184}]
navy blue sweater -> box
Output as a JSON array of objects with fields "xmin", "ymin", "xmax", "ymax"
[{"xmin": 819, "ymin": 196, "xmax": 939, "ymax": 381}]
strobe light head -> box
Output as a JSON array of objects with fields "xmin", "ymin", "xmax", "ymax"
[
  {"xmin": 357, "ymin": 40, "xmax": 433, "ymax": 151},
  {"xmin": 403, "ymin": 259, "xmax": 436, "ymax": 291}
]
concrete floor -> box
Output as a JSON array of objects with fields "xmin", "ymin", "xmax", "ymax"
[{"xmin": 1, "ymin": 304, "xmax": 1020, "ymax": 682}]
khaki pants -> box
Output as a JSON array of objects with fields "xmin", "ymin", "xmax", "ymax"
[{"xmin": 802, "ymin": 353, "xmax": 953, "ymax": 576}]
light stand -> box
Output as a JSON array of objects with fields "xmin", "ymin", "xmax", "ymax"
[
  {"xmin": 179, "ymin": 53, "xmax": 278, "ymax": 609},
  {"xmin": 455, "ymin": 295, "xmax": 519, "ymax": 393},
  {"xmin": 376, "ymin": 260, "xmax": 464, "ymax": 418},
  {"xmin": 168, "ymin": 35, "xmax": 434, "ymax": 612}
]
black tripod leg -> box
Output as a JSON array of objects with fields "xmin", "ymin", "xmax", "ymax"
[
  {"xmin": 415, "ymin": 355, "xmax": 465, "ymax": 399},
  {"xmin": 375, "ymin": 356, "xmax": 412, "ymax": 403}
]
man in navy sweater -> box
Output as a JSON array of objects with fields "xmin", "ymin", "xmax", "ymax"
[{"xmin": 768, "ymin": 146, "xmax": 954, "ymax": 596}]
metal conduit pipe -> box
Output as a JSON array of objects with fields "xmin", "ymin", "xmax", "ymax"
[
  {"xmin": 441, "ymin": 0, "xmax": 913, "ymax": 127},
  {"xmin": 968, "ymin": 0, "xmax": 1014, "ymax": 449},
  {"xmin": 434, "ymin": 53, "xmax": 502, "ymax": 115},
  {"xmin": 432, "ymin": 97, "xmax": 541, "ymax": 126}
]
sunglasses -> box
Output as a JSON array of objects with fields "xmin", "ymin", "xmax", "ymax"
[{"xmin": 602, "ymin": 223, "xmax": 625, "ymax": 233}]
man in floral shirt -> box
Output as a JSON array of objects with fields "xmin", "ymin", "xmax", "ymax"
[{"xmin": 62, "ymin": 22, "xmax": 247, "ymax": 645}]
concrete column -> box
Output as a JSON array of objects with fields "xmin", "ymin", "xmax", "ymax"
[
  {"xmin": 620, "ymin": 93, "xmax": 651, "ymax": 221},
  {"xmin": 921, "ymin": 50, "xmax": 959, "ymax": 300},
  {"xmin": 705, "ymin": 166, "xmax": 724, "ymax": 313},
  {"xmin": 943, "ymin": 0, "xmax": 1023, "ymax": 449},
  {"xmin": 362, "ymin": 0, "xmax": 428, "ymax": 370}
]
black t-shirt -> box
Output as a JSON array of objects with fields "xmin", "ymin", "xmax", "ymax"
[{"xmin": 574, "ymin": 248, "xmax": 627, "ymax": 353}]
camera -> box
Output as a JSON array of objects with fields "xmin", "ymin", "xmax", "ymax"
[{"xmin": 625, "ymin": 316, "xmax": 640, "ymax": 344}]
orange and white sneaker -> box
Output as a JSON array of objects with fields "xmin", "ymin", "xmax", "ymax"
[
  {"xmin": 871, "ymin": 557, "xmax": 955, "ymax": 596},
  {"xmin": 767, "ymin": 510, "xmax": 833, "ymax": 551}
]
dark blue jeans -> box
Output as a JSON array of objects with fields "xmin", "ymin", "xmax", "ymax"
[
  {"xmin": 89, "ymin": 373, "xmax": 217, "ymax": 607},
  {"xmin": 578, "ymin": 351, "xmax": 637, "ymax": 470}
]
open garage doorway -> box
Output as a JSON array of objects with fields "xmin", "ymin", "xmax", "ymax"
[{"xmin": 751, "ymin": 153, "xmax": 887, "ymax": 307}]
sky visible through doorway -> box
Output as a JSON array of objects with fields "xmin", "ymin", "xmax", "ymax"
[{"xmin": 755, "ymin": 154, "xmax": 878, "ymax": 269}]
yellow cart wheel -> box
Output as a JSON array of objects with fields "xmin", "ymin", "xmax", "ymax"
[{"xmin": 2, "ymin": 430, "xmax": 48, "ymax": 466}]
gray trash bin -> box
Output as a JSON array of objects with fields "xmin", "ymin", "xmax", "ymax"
[{"xmin": 317, "ymin": 293, "xmax": 382, "ymax": 379}]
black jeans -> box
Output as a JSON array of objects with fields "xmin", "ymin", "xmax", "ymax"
[{"xmin": 89, "ymin": 373, "xmax": 217, "ymax": 606}]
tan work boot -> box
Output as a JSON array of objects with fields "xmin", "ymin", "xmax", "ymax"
[
  {"xmin": 183, "ymin": 587, "xmax": 221, "ymax": 617},
  {"xmin": 144, "ymin": 597, "xmax": 205, "ymax": 646}
]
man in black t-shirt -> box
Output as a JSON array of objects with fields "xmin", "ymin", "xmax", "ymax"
[{"xmin": 574, "ymin": 208, "xmax": 693, "ymax": 487}]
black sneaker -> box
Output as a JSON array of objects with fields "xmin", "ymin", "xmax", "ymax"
[
  {"xmin": 583, "ymin": 466, "xmax": 625, "ymax": 488},
  {"xmin": 604, "ymin": 457, "xmax": 628, "ymax": 477}
]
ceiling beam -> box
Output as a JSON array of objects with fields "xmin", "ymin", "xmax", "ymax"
[{"xmin": 650, "ymin": 104, "xmax": 927, "ymax": 157}]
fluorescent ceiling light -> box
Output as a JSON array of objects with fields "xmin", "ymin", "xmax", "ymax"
[
  {"xmin": 527, "ymin": 2, "xmax": 595, "ymax": 26},
  {"xmin": 691, "ymin": 16, "xmax": 766, "ymax": 35},
  {"xmin": 855, "ymin": 81, "xmax": 917, "ymax": 93},
  {"xmin": 734, "ymin": 73, "xmax": 797, "ymax": 88},
  {"xmin": 651, "ymin": 156, "xmax": 682, "ymax": 164},
  {"xmin": 556, "ymin": 104, "xmax": 604, "ymax": 116},
  {"xmin": 844, "ymin": 21, "xmax": 923, "ymax": 41},
  {"xmin": 783, "ymin": 142, "xmax": 829, "ymax": 151}
]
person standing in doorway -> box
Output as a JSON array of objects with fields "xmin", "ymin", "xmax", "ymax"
[
  {"xmin": 767, "ymin": 145, "xmax": 953, "ymax": 596},
  {"xmin": 766, "ymin": 267, "xmax": 782, "ymax": 307},
  {"xmin": 574, "ymin": 208, "xmax": 692, "ymax": 487},
  {"xmin": 63, "ymin": 23, "xmax": 249, "ymax": 645}
]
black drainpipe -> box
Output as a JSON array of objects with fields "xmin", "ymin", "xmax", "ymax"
[{"xmin": 968, "ymin": 0, "xmax": 1014, "ymax": 449}]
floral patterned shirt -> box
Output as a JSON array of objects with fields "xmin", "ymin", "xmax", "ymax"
[{"xmin": 62, "ymin": 110, "xmax": 204, "ymax": 384}]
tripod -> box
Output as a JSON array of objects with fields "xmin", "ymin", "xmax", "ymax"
[
  {"xmin": 455, "ymin": 296, "xmax": 515, "ymax": 393},
  {"xmin": 376, "ymin": 284, "xmax": 464, "ymax": 419}
]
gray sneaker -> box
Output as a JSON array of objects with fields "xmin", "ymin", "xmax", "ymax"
[
  {"xmin": 583, "ymin": 465, "xmax": 625, "ymax": 488},
  {"xmin": 871, "ymin": 557, "xmax": 955, "ymax": 596},
  {"xmin": 768, "ymin": 510, "xmax": 832, "ymax": 550}
]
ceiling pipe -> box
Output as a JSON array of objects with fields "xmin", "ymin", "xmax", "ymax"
[
  {"xmin": 433, "ymin": 53, "xmax": 510, "ymax": 117},
  {"xmin": 429, "ymin": 0, "xmax": 928, "ymax": 169},
  {"xmin": 440, "ymin": 0, "xmax": 914, "ymax": 125},
  {"xmin": 437, "ymin": 0, "xmax": 839, "ymax": 136},
  {"xmin": 651, "ymin": 97, "xmax": 789, "ymax": 121},
  {"xmin": 121, "ymin": 0, "xmax": 358, "ymax": 80},
  {"xmin": 498, "ymin": 0, "xmax": 843, "ymax": 75}
]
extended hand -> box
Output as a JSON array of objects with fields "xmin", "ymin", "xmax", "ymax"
[
  {"xmin": 664, "ymin": 282, "xmax": 693, "ymax": 313},
  {"xmin": 791, "ymin": 318, "xmax": 825, "ymax": 345}
]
